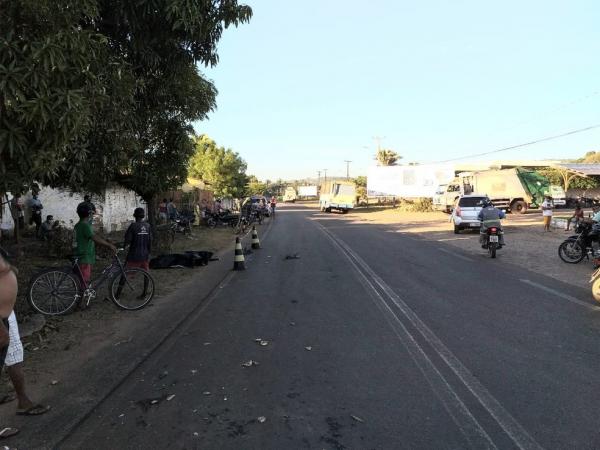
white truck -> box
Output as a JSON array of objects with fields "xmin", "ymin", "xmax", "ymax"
[
  {"xmin": 433, "ymin": 168, "xmax": 561, "ymax": 213},
  {"xmin": 367, "ymin": 164, "xmax": 456, "ymax": 198}
]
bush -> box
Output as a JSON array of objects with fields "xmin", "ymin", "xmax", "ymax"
[{"xmin": 399, "ymin": 197, "xmax": 434, "ymax": 212}]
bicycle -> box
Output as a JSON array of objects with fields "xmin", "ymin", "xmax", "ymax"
[{"xmin": 28, "ymin": 249, "xmax": 155, "ymax": 315}]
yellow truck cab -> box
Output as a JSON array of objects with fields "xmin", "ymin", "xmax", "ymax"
[{"xmin": 319, "ymin": 180, "xmax": 356, "ymax": 213}]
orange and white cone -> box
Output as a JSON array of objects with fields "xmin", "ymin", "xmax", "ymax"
[
  {"xmin": 251, "ymin": 226, "xmax": 261, "ymax": 250},
  {"xmin": 233, "ymin": 237, "xmax": 246, "ymax": 270}
]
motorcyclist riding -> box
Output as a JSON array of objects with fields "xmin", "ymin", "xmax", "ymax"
[{"xmin": 478, "ymin": 199, "xmax": 506, "ymax": 248}]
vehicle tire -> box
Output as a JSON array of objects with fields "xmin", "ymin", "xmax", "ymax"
[
  {"xmin": 110, "ymin": 269, "xmax": 155, "ymax": 310},
  {"xmin": 592, "ymin": 277, "xmax": 600, "ymax": 303},
  {"xmin": 488, "ymin": 242, "xmax": 497, "ymax": 258},
  {"xmin": 558, "ymin": 240, "xmax": 585, "ymax": 264},
  {"xmin": 342, "ymin": 209, "xmax": 349, "ymax": 214},
  {"xmin": 453, "ymin": 225, "xmax": 460, "ymax": 234},
  {"xmin": 325, "ymin": 207, "xmax": 331, "ymax": 213},
  {"xmin": 207, "ymin": 217, "xmax": 217, "ymax": 228},
  {"xmin": 28, "ymin": 269, "xmax": 80, "ymax": 315},
  {"xmin": 511, "ymin": 200, "xmax": 528, "ymax": 214}
]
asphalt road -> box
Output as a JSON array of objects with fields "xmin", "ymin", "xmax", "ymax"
[{"xmin": 58, "ymin": 204, "xmax": 600, "ymax": 449}]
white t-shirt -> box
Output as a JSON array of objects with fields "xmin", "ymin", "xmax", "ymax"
[{"xmin": 542, "ymin": 200, "xmax": 553, "ymax": 217}]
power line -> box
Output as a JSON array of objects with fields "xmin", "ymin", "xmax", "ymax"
[{"xmin": 436, "ymin": 123, "xmax": 600, "ymax": 163}]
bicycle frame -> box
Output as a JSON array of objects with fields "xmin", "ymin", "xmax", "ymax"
[{"xmin": 72, "ymin": 252, "xmax": 132, "ymax": 295}]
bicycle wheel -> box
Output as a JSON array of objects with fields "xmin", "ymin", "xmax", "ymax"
[
  {"xmin": 28, "ymin": 269, "xmax": 80, "ymax": 315},
  {"xmin": 110, "ymin": 268, "xmax": 155, "ymax": 310}
]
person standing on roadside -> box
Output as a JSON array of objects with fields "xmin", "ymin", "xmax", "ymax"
[
  {"xmin": 158, "ymin": 198, "xmax": 168, "ymax": 223},
  {"xmin": 0, "ymin": 250, "xmax": 20, "ymax": 439},
  {"xmin": 167, "ymin": 198, "xmax": 177, "ymax": 221},
  {"xmin": 124, "ymin": 208, "xmax": 152, "ymax": 271},
  {"xmin": 270, "ymin": 196, "xmax": 277, "ymax": 217},
  {"xmin": 29, "ymin": 193, "xmax": 43, "ymax": 237},
  {"xmin": 10, "ymin": 195, "xmax": 24, "ymax": 231},
  {"xmin": 541, "ymin": 195, "xmax": 554, "ymax": 232},
  {"xmin": 116, "ymin": 208, "xmax": 152, "ymax": 299},
  {"xmin": 77, "ymin": 195, "xmax": 96, "ymax": 225},
  {"xmin": 74, "ymin": 204, "xmax": 116, "ymax": 286}
]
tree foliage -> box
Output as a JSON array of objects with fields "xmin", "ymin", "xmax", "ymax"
[
  {"xmin": 538, "ymin": 168, "xmax": 599, "ymax": 191},
  {"xmin": 579, "ymin": 151, "xmax": 600, "ymax": 163},
  {"xmin": 375, "ymin": 149, "xmax": 401, "ymax": 166},
  {"xmin": 189, "ymin": 135, "xmax": 248, "ymax": 198},
  {"xmin": 1, "ymin": 0, "xmax": 252, "ymax": 200},
  {"xmin": 246, "ymin": 175, "xmax": 268, "ymax": 196}
]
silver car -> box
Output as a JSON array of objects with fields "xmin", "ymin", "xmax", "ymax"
[{"xmin": 451, "ymin": 194, "xmax": 490, "ymax": 234}]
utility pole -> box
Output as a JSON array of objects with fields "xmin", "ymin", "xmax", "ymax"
[
  {"xmin": 372, "ymin": 136, "xmax": 385, "ymax": 151},
  {"xmin": 317, "ymin": 170, "xmax": 321, "ymax": 185},
  {"xmin": 323, "ymin": 169, "xmax": 328, "ymax": 184},
  {"xmin": 344, "ymin": 160, "xmax": 352, "ymax": 180}
]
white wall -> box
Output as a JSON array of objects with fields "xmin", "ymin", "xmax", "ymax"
[
  {"xmin": 102, "ymin": 186, "xmax": 146, "ymax": 232},
  {"xmin": 2, "ymin": 186, "xmax": 145, "ymax": 233}
]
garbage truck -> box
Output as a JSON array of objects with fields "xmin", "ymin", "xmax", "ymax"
[{"xmin": 433, "ymin": 168, "xmax": 555, "ymax": 214}]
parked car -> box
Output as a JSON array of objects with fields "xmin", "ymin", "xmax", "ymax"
[{"xmin": 451, "ymin": 194, "xmax": 490, "ymax": 234}]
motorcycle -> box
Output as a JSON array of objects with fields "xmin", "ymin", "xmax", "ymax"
[
  {"xmin": 558, "ymin": 222, "xmax": 600, "ymax": 264},
  {"xmin": 206, "ymin": 210, "xmax": 240, "ymax": 228},
  {"xmin": 483, "ymin": 226, "xmax": 501, "ymax": 258}
]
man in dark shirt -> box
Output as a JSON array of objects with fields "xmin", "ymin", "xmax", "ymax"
[
  {"xmin": 124, "ymin": 208, "xmax": 152, "ymax": 271},
  {"xmin": 116, "ymin": 208, "xmax": 152, "ymax": 300}
]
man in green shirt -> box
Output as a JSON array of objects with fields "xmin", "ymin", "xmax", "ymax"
[{"xmin": 74, "ymin": 204, "xmax": 116, "ymax": 286}]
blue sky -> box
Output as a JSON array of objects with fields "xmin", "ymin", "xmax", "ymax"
[{"xmin": 194, "ymin": 0, "xmax": 600, "ymax": 181}]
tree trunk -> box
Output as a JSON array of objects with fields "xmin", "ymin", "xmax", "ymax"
[
  {"xmin": 3, "ymin": 194, "xmax": 19, "ymax": 244},
  {"xmin": 146, "ymin": 194, "xmax": 157, "ymax": 229}
]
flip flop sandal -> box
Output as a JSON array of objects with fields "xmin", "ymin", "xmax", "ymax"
[
  {"xmin": 0, "ymin": 427, "xmax": 18, "ymax": 439},
  {"xmin": 16, "ymin": 404, "xmax": 51, "ymax": 416},
  {"xmin": 0, "ymin": 395, "xmax": 15, "ymax": 406}
]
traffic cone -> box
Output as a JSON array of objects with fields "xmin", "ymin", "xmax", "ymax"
[
  {"xmin": 233, "ymin": 237, "xmax": 246, "ymax": 270},
  {"xmin": 251, "ymin": 226, "xmax": 261, "ymax": 249}
]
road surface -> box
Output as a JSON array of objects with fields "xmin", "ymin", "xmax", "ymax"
[{"xmin": 53, "ymin": 204, "xmax": 600, "ymax": 449}]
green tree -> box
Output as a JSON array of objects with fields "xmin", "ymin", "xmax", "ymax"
[
  {"xmin": 189, "ymin": 135, "xmax": 249, "ymax": 198},
  {"xmin": 538, "ymin": 168, "xmax": 599, "ymax": 191},
  {"xmin": 2, "ymin": 0, "xmax": 252, "ymax": 227},
  {"xmin": 375, "ymin": 149, "xmax": 401, "ymax": 166},
  {"xmin": 354, "ymin": 176, "xmax": 368, "ymax": 201},
  {"xmin": 246, "ymin": 176, "xmax": 268, "ymax": 196},
  {"xmin": 579, "ymin": 151, "xmax": 600, "ymax": 163}
]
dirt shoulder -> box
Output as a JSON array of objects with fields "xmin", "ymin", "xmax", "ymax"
[
  {"xmin": 345, "ymin": 206, "xmax": 593, "ymax": 290},
  {"xmin": 0, "ymin": 220, "xmax": 268, "ymax": 448}
]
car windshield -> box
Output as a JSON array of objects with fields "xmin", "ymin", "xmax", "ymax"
[{"xmin": 459, "ymin": 197, "xmax": 487, "ymax": 207}]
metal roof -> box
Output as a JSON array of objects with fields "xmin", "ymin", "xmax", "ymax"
[{"xmin": 554, "ymin": 164, "xmax": 600, "ymax": 176}]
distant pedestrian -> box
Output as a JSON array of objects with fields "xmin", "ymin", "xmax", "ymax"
[
  {"xmin": 565, "ymin": 203, "xmax": 584, "ymax": 231},
  {"xmin": 77, "ymin": 195, "xmax": 96, "ymax": 225},
  {"xmin": 28, "ymin": 193, "xmax": 43, "ymax": 236},
  {"xmin": 541, "ymin": 195, "xmax": 554, "ymax": 232},
  {"xmin": 158, "ymin": 198, "xmax": 168, "ymax": 223},
  {"xmin": 167, "ymin": 199, "xmax": 177, "ymax": 221},
  {"xmin": 40, "ymin": 215, "xmax": 59, "ymax": 241},
  {"xmin": 10, "ymin": 195, "xmax": 24, "ymax": 230}
]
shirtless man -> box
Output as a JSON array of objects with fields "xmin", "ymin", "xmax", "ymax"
[{"xmin": 0, "ymin": 250, "xmax": 19, "ymax": 438}]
